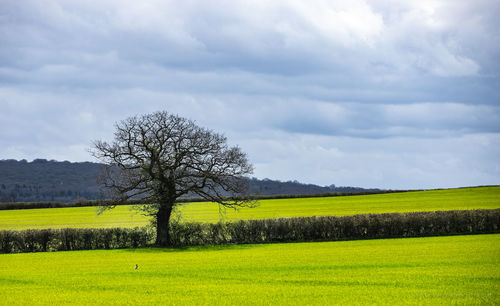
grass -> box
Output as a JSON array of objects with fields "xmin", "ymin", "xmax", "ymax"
[
  {"xmin": 0, "ymin": 186, "xmax": 499, "ymax": 230},
  {"xmin": 178, "ymin": 186, "xmax": 500, "ymax": 223},
  {"xmin": 0, "ymin": 205, "xmax": 147, "ymax": 230},
  {"xmin": 0, "ymin": 234, "xmax": 498, "ymax": 304}
]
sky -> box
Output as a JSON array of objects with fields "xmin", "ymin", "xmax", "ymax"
[{"xmin": 1, "ymin": 0, "xmax": 499, "ymax": 189}]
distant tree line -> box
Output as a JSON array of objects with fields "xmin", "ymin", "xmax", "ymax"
[
  {"xmin": 0, "ymin": 189, "xmax": 418, "ymax": 211},
  {"xmin": 0, "ymin": 159, "xmax": 379, "ymax": 203},
  {"xmin": 0, "ymin": 159, "xmax": 103, "ymax": 202},
  {"xmin": 1, "ymin": 209, "xmax": 498, "ymax": 253}
]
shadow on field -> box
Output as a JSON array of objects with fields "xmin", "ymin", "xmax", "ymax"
[{"xmin": 120, "ymin": 244, "xmax": 265, "ymax": 253}]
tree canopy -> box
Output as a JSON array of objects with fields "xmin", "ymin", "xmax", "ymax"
[{"xmin": 91, "ymin": 111, "xmax": 254, "ymax": 246}]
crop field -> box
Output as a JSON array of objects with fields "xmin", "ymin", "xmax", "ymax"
[
  {"xmin": 0, "ymin": 205, "xmax": 147, "ymax": 230},
  {"xmin": 0, "ymin": 186, "xmax": 499, "ymax": 230},
  {"xmin": 0, "ymin": 234, "xmax": 498, "ymax": 304},
  {"xmin": 178, "ymin": 186, "xmax": 500, "ymax": 223}
]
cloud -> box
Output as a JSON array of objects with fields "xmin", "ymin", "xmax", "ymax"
[
  {"xmin": 0, "ymin": 0, "xmax": 499, "ymax": 188},
  {"xmin": 272, "ymin": 101, "xmax": 500, "ymax": 137},
  {"xmin": 2, "ymin": 1, "xmax": 497, "ymax": 73},
  {"xmin": 241, "ymin": 130, "xmax": 500, "ymax": 189},
  {"xmin": 2, "ymin": 0, "xmax": 498, "ymax": 101}
]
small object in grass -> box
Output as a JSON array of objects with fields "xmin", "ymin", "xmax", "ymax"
[{"xmin": 135, "ymin": 264, "xmax": 139, "ymax": 270}]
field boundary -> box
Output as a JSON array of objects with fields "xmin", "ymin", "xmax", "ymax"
[
  {"xmin": 1, "ymin": 208, "xmax": 498, "ymax": 253},
  {"xmin": 0, "ymin": 190, "xmax": 415, "ymax": 210},
  {"xmin": 1, "ymin": 185, "xmax": 498, "ymax": 211}
]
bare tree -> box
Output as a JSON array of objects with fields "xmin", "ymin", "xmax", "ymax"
[{"xmin": 91, "ymin": 111, "xmax": 254, "ymax": 246}]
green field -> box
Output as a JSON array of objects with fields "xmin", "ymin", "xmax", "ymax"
[
  {"xmin": 0, "ymin": 234, "xmax": 498, "ymax": 304},
  {"xmin": 0, "ymin": 186, "xmax": 498, "ymax": 230}
]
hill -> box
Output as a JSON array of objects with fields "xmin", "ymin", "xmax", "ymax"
[{"xmin": 0, "ymin": 159, "xmax": 377, "ymax": 202}]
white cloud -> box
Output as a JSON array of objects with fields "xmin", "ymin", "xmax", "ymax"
[{"xmin": 245, "ymin": 132, "xmax": 500, "ymax": 189}]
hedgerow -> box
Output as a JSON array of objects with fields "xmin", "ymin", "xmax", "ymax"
[
  {"xmin": 0, "ymin": 227, "xmax": 153, "ymax": 253},
  {"xmin": 1, "ymin": 209, "xmax": 498, "ymax": 253},
  {"xmin": 168, "ymin": 209, "xmax": 500, "ymax": 246}
]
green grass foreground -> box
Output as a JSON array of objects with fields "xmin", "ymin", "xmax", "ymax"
[
  {"xmin": 0, "ymin": 186, "xmax": 499, "ymax": 230},
  {"xmin": 0, "ymin": 234, "xmax": 498, "ymax": 304}
]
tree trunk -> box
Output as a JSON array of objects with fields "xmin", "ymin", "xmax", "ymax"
[{"xmin": 155, "ymin": 203, "xmax": 174, "ymax": 246}]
